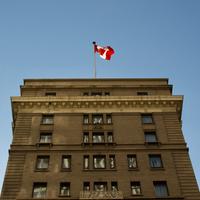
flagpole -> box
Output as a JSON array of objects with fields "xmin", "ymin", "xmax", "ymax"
[{"xmin": 93, "ymin": 41, "xmax": 96, "ymax": 78}]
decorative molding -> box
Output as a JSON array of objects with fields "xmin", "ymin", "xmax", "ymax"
[{"xmin": 11, "ymin": 96, "xmax": 183, "ymax": 118}]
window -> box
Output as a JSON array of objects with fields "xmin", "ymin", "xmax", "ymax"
[
  {"xmin": 93, "ymin": 155, "xmax": 106, "ymax": 169},
  {"xmin": 145, "ymin": 131, "xmax": 157, "ymax": 143},
  {"xmin": 141, "ymin": 114, "xmax": 153, "ymax": 124},
  {"xmin": 107, "ymin": 132, "xmax": 114, "ymax": 143},
  {"xmin": 94, "ymin": 182, "xmax": 107, "ymax": 191},
  {"xmin": 92, "ymin": 132, "xmax": 105, "ymax": 143},
  {"xmin": 153, "ymin": 181, "xmax": 168, "ymax": 197},
  {"xmin": 91, "ymin": 92, "xmax": 102, "ymax": 96},
  {"xmin": 92, "ymin": 114, "xmax": 103, "ymax": 124},
  {"xmin": 149, "ymin": 155, "xmax": 163, "ymax": 168},
  {"xmin": 111, "ymin": 182, "xmax": 118, "ymax": 191},
  {"xmin": 83, "ymin": 114, "xmax": 89, "ymax": 124},
  {"xmin": 137, "ymin": 92, "xmax": 148, "ymax": 96},
  {"xmin": 60, "ymin": 182, "xmax": 70, "ymax": 196},
  {"xmin": 83, "ymin": 155, "xmax": 89, "ymax": 169},
  {"xmin": 105, "ymin": 92, "xmax": 110, "ymax": 96},
  {"xmin": 83, "ymin": 182, "xmax": 90, "ymax": 191},
  {"xmin": 32, "ymin": 182, "xmax": 47, "ymax": 198},
  {"xmin": 39, "ymin": 133, "xmax": 52, "ymax": 143},
  {"xmin": 41, "ymin": 115, "xmax": 54, "ymax": 124},
  {"xmin": 83, "ymin": 132, "xmax": 89, "ymax": 144},
  {"xmin": 62, "ymin": 155, "xmax": 71, "ymax": 170},
  {"xmin": 127, "ymin": 155, "xmax": 137, "ymax": 169},
  {"xmin": 83, "ymin": 92, "xmax": 89, "ymax": 96},
  {"xmin": 36, "ymin": 156, "xmax": 49, "ymax": 170},
  {"xmin": 106, "ymin": 114, "xmax": 112, "ymax": 124},
  {"xmin": 109, "ymin": 155, "xmax": 116, "ymax": 169},
  {"xmin": 45, "ymin": 92, "xmax": 56, "ymax": 96},
  {"xmin": 131, "ymin": 182, "xmax": 142, "ymax": 195}
]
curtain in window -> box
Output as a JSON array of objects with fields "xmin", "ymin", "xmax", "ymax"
[
  {"xmin": 107, "ymin": 134, "xmax": 113, "ymax": 143},
  {"xmin": 93, "ymin": 135, "xmax": 104, "ymax": 143},
  {"xmin": 84, "ymin": 157, "xmax": 89, "ymax": 169},
  {"xmin": 83, "ymin": 135, "xmax": 89, "ymax": 143},
  {"xmin": 131, "ymin": 184, "xmax": 141, "ymax": 195},
  {"xmin": 145, "ymin": 133, "xmax": 156, "ymax": 143},
  {"xmin": 150, "ymin": 156, "xmax": 162, "ymax": 168},
  {"xmin": 40, "ymin": 135, "xmax": 51, "ymax": 143},
  {"xmin": 37, "ymin": 158, "xmax": 48, "ymax": 169},
  {"xmin": 110, "ymin": 156, "xmax": 115, "ymax": 169},
  {"xmin": 63, "ymin": 158, "xmax": 70, "ymax": 169},
  {"xmin": 154, "ymin": 183, "xmax": 168, "ymax": 197},
  {"xmin": 128, "ymin": 156, "xmax": 137, "ymax": 168},
  {"xmin": 60, "ymin": 185, "xmax": 70, "ymax": 196},
  {"xmin": 94, "ymin": 183, "xmax": 107, "ymax": 191},
  {"xmin": 94, "ymin": 157, "xmax": 105, "ymax": 168},
  {"xmin": 33, "ymin": 186, "xmax": 46, "ymax": 198},
  {"xmin": 93, "ymin": 116, "xmax": 103, "ymax": 124}
]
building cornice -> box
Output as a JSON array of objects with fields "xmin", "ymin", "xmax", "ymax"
[{"xmin": 11, "ymin": 96, "xmax": 183, "ymax": 120}]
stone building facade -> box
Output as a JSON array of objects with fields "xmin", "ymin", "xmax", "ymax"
[{"xmin": 0, "ymin": 78, "xmax": 199, "ymax": 200}]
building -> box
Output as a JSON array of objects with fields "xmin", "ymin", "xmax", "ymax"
[{"xmin": 0, "ymin": 78, "xmax": 199, "ymax": 200}]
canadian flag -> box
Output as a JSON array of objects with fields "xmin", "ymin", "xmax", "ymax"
[{"xmin": 93, "ymin": 42, "xmax": 115, "ymax": 60}]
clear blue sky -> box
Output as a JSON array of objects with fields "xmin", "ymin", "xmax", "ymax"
[{"xmin": 0, "ymin": 0, "xmax": 200, "ymax": 191}]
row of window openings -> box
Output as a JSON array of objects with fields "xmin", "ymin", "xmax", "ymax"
[
  {"xmin": 41, "ymin": 114, "xmax": 154, "ymax": 125},
  {"xmin": 33, "ymin": 181, "xmax": 168, "ymax": 198},
  {"xmin": 39, "ymin": 131, "xmax": 158, "ymax": 144},
  {"xmin": 36, "ymin": 154, "xmax": 163, "ymax": 171},
  {"xmin": 45, "ymin": 91, "xmax": 149, "ymax": 97}
]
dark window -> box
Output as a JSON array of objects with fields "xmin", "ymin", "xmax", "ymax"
[
  {"xmin": 149, "ymin": 155, "xmax": 163, "ymax": 168},
  {"xmin": 83, "ymin": 92, "xmax": 89, "ymax": 96},
  {"xmin": 45, "ymin": 92, "xmax": 56, "ymax": 96},
  {"xmin": 127, "ymin": 155, "xmax": 137, "ymax": 169},
  {"xmin": 91, "ymin": 92, "xmax": 102, "ymax": 96},
  {"xmin": 83, "ymin": 155, "xmax": 89, "ymax": 169},
  {"xmin": 137, "ymin": 92, "xmax": 148, "ymax": 96},
  {"xmin": 39, "ymin": 133, "xmax": 52, "ymax": 143},
  {"xmin": 107, "ymin": 132, "xmax": 114, "ymax": 143},
  {"xmin": 106, "ymin": 114, "xmax": 112, "ymax": 124},
  {"xmin": 36, "ymin": 156, "xmax": 49, "ymax": 170},
  {"xmin": 62, "ymin": 155, "xmax": 71, "ymax": 170},
  {"xmin": 109, "ymin": 155, "xmax": 116, "ymax": 169},
  {"xmin": 92, "ymin": 114, "xmax": 103, "ymax": 124},
  {"xmin": 145, "ymin": 131, "xmax": 157, "ymax": 143},
  {"xmin": 131, "ymin": 182, "xmax": 142, "ymax": 195},
  {"xmin": 92, "ymin": 132, "xmax": 105, "ymax": 143},
  {"xmin": 60, "ymin": 182, "xmax": 70, "ymax": 196},
  {"xmin": 32, "ymin": 182, "xmax": 47, "ymax": 198},
  {"xmin": 83, "ymin": 132, "xmax": 89, "ymax": 144},
  {"xmin": 83, "ymin": 182, "xmax": 90, "ymax": 191},
  {"xmin": 141, "ymin": 114, "xmax": 153, "ymax": 124},
  {"xmin": 93, "ymin": 155, "xmax": 106, "ymax": 169},
  {"xmin": 41, "ymin": 115, "xmax": 54, "ymax": 124},
  {"xmin": 105, "ymin": 92, "xmax": 110, "ymax": 96},
  {"xmin": 83, "ymin": 114, "xmax": 89, "ymax": 124},
  {"xmin": 153, "ymin": 181, "xmax": 168, "ymax": 197},
  {"xmin": 111, "ymin": 182, "xmax": 118, "ymax": 191},
  {"xmin": 94, "ymin": 182, "xmax": 107, "ymax": 191}
]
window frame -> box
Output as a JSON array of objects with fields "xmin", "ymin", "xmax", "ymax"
[{"xmin": 109, "ymin": 155, "xmax": 116, "ymax": 169}]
